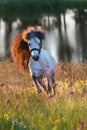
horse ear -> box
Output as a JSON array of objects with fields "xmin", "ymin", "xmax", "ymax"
[{"xmin": 36, "ymin": 31, "xmax": 45, "ymax": 40}]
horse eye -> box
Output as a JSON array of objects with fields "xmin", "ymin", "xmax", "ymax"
[
  {"xmin": 29, "ymin": 43, "xmax": 31, "ymax": 47},
  {"xmin": 27, "ymin": 33, "xmax": 31, "ymax": 39}
]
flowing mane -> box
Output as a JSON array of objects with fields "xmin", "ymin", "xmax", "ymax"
[
  {"xmin": 11, "ymin": 25, "xmax": 56, "ymax": 95},
  {"xmin": 11, "ymin": 26, "xmax": 45, "ymax": 74}
]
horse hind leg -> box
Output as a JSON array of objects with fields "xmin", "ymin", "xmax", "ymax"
[
  {"xmin": 47, "ymin": 76, "xmax": 52, "ymax": 94},
  {"xmin": 32, "ymin": 76, "xmax": 42, "ymax": 93},
  {"xmin": 51, "ymin": 73, "xmax": 56, "ymax": 94}
]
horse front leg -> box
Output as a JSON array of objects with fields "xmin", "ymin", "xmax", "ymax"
[
  {"xmin": 32, "ymin": 75, "xmax": 42, "ymax": 93},
  {"xmin": 47, "ymin": 76, "xmax": 52, "ymax": 94},
  {"xmin": 37, "ymin": 77, "xmax": 48, "ymax": 94}
]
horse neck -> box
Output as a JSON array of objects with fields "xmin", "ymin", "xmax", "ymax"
[
  {"xmin": 40, "ymin": 48, "xmax": 45, "ymax": 56},
  {"xmin": 39, "ymin": 48, "xmax": 47, "ymax": 60}
]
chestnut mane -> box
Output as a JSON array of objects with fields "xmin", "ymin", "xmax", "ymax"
[{"xmin": 11, "ymin": 26, "xmax": 45, "ymax": 74}]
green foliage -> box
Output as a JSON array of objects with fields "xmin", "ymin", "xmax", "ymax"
[
  {"xmin": 0, "ymin": 0, "xmax": 87, "ymax": 22},
  {"xmin": 0, "ymin": 0, "xmax": 87, "ymax": 8}
]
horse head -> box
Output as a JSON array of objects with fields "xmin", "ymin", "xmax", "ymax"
[
  {"xmin": 25, "ymin": 26, "xmax": 45, "ymax": 61},
  {"xmin": 12, "ymin": 25, "xmax": 45, "ymax": 74}
]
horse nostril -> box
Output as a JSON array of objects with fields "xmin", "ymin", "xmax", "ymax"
[{"xmin": 33, "ymin": 55, "xmax": 39, "ymax": 61}]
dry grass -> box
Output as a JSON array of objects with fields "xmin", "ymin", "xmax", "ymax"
[{"xmin": 0, "ymin": 59, "xmax": 87, "ymax": 130}]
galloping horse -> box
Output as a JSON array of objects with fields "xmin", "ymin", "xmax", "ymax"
[{"xmin": 12, "ymin": 26, "xmax": 56, "ymax": 94}]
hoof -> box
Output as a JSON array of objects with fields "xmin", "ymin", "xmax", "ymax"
[
  {"xmin": 48, "ymin": 87, "xmax": 52, "ymax": 94},
  {"xmin": 43, "ymin": 87, "xmax": 48, "ymax": 94},
  {"xmin": 37, "ymin": 88, "xmax": 42, "ymax": 93},
  {"xmin": 53, "ymin": 88, "xmax": 56, "ymax": 94},
  {"xmin": 48, "ymin": 94, "xmax": 54, "ymax": 99}
]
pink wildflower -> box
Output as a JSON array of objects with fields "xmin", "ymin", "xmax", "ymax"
[
  {"xmin": 48, "ymin": 95, "xmax": 54, "ymax": 99},
  {"xmin": 0, "ymin": 83, "xmax": 4, "ymax": 87},
  {"xmin": 15, "ymin": 105, "xmax": 19, "ymax": 110},
  {"xmin": 5, "ymin": 99, "xmax": 10, "ymax": 105}
]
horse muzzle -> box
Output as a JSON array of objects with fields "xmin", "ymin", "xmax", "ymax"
[
  {"xmin": 33, "ymin": 55, "xmax": 39, "ymax": 61},
  {"xmin": 31, "ymin": 48, "xmax": 40, "ymax": 61}
]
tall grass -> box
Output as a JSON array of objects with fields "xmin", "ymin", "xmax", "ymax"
[{"xmin": 0, "ymin": 60, "xmax": 87, "ymax": 130}]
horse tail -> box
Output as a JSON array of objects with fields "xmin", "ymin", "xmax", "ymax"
[{"xmin": 11, "ymin": 30, "xmax": 31, "ymax": 74}]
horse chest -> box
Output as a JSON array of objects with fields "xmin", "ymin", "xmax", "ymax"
[
  {"xmin": 30, "ymin": 56, "xmax": 46, "ymax": 69},
  {"xmin": 29, "ymin": 57, "xmax": 46, "ymax": 77},
  {"xmin": 29, "ymin": 49, "xmax": 56, "ymax": 77}
]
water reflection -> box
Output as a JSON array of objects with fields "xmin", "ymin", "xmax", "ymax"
[
  {"xmin": 41, "ymin": 9, "xmax": 87, "ymax": 62},
  {"xmin": 0, "ymin": 19, "xmax": 21, "ymax": 60},
  {"xmin": 0, "ymin": 9, "xmax": 87, "ymax": 62},
  {"xmin": 0, "ymin": 19, "xmax": 6, "ymax": 59},
  {"xmin": 44, "ymin": 28, "xmax": 59, "ymax": 62}
]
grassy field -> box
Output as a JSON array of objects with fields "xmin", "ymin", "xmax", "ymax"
[{"xmin": 0, "ymin": 59, "xmax": 87, "ymax": 130}]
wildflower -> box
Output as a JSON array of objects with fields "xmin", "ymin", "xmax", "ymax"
[
  {"xmin": 48, "ymin": 94, "xmax": 53, "ymax": 99},
  {"xmin": 46, "ymin": 64, "xmax": 49, "ymax": 68},
  {"xmin": 32, "ymin": 83, "xmax": 35, "ymax": 87},
  {"xmin": 78, "ymin": 119, "xmax": 84, "ymax": 130},
  {"xmin": 69, "ymin": 82, "xmax": 73, "ymax": 87},
  {"xmin": 5, "ymin": 99, "xmax": 10, "ymax": 105},
  {"xmin": 43, "ymin": 78, "xmax": 47, "ymax": 83},
  {"xmin": 4, "ymin": 114, "xmax": 9, "ymax": 120},
  {"xmin": 69, "ymin": 91, "xmax": 74, "ymax": 95},
  {"xmin": 52, "ymin": 83, "xmax": 56, "ymax": 89},
  {"xmin": 61, "ymin": 65, "xmax": 64, "ymax": 71},
  {"xmin": 15, "ymin": 105, "xmax": 19, "ymax": 110},
  {"xmin": 73, "ymin": 124, "xmax": 76, "ymax": 130},
  {"xmin": 45, "ymin": 62, "xmax": 49, "ymax": 68},
  {"xmin": 55, "ymin": 119, "xmax": 60, "ymax": 125},
  {"xmin": 0, "ymin": 83, "xmax": 4, "ymax": 87},
  {"xmin": 10, "ymin": 57, "xmax": 13, "ymax": 62}
]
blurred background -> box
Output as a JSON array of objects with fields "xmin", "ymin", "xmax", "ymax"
[{"xmin": 0, "ymin": 0, "xmax": 87, "ymax": 62}]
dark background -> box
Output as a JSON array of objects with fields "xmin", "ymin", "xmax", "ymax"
[{"xmin": 0, "ymin": 0, "xmax": 87, "ymax": 62}]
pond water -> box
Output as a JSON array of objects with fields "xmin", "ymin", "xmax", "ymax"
[{"xmin": 0, "ymin": 8, "xmax": 87, "ymax": 62}]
